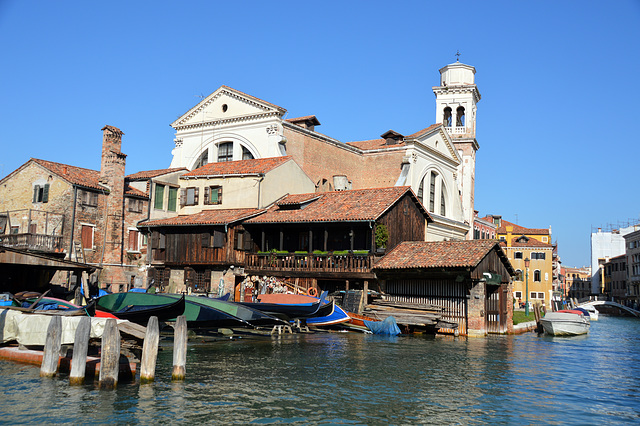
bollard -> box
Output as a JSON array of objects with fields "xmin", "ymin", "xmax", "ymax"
[
  {"xmin": 40, "ymin": 316, "xmax": 62, "ymax": 378},
  {"xmin": 69, "ymin": 316, "xmax": 92, "ymax": 385},
  {"xmin": 140, "ymin": 316, "xmax": 159, "ymax": 383},
  {"xmin": 171, "ymin": 315, "xmax": 187, "ymax": 381},
  {"xmin": 99, "ymin": 318, "xmax": 121, "ymax": 389}
]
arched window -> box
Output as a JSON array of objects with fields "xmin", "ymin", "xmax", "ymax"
[
  {"xmin": 456, "ymin": 106, "xmax": 465, "ymax": 127},
  {"xmin": 194, "ymin": 149, "xmax": 208, "ymax": 169},
  {"xmin": 217, "ymin": 142, "xmax": 233, "ymax": 162},
  {"xmin": 429, "ymin": 172, "xmax": 436, "ymax": 212},
  {"xmin": 440, "ymin": 181, "xmax": 446, "ymax": 216},
  {"xmin": 534, "ymin": 270, "xmax": 541, "ymax": 282},
  {"xmin": 443, "ymin": 107, "xmax": 452, "ymax": 127},
  {"xmin": 515, "ymin": 269, "xmax": 522, "ymax": 281},
  {"xmin": 242, "ymin": 146, "xmax": 254, "ymax": 160}
]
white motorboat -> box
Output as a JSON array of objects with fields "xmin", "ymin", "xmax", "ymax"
[
  {"xmin": 540, "ymin": 310, "xmax": 590, "ymax": 336},
  {"xmin": 582, "ymin": 304, "xmax": 599, "ymax": 321}
]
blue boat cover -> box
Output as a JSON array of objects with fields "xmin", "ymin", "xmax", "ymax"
[{"xmin": 364, "ymin": 316, "xmax": 401, "ymax": 335}]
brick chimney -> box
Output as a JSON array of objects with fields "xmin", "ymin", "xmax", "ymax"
[{"xmin": 98, "ymin": 125, "xmax": 127, "ymax": 270}]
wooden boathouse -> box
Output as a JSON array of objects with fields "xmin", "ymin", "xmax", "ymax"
[{"xmin": 372, "ymin": 240, "xmax": 515, "ymax": 336}]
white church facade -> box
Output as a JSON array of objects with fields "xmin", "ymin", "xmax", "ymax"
[{"xmin": 168, "ymin": 61, "xmax": 481, "ymax": 241}]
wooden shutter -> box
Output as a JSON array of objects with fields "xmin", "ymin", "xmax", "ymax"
[
  {"xmin": 81, "ymin": 225, "xmax": 93, "ymax": 249},
  {"xmin": 212, "ymin": 230, "xmax": 225, "ymax": 248},
  {"xmin": 33, "ymin": 185, "xmax": 39, "ymax": 203},
  {"xmin": 234, "ymin": 230, "xmax": 240, "ymax": 249},
  {"xmin": 204, "ymin": 186, "xmax": 210, "ymax": 205},
  {"xmin": 180, "ymin": 188, "xmax": 186, "ymax": 207},
  {"xmin": 159, "ymin": 232, "xmax": 166, "ymax": 249},
  {"xmin": 42, "ymin": 184, "xmax": 49, "ymax": 203},
  {"xmin": 194, "ymin": 187, "xmax": 199, "ymax": 204},
  {"xmin": 201, "ymin": 232, "xmax": 210, "ymax": 248},
  {"xmin": 243, "ymin": 232, "xmax": 253, "ymax": 251},
  {"xmin": 217, "ymin": 187, "xmax": 222, "ymax": 203}
]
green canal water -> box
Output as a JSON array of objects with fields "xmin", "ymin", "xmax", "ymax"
[{"xmin": 1, "ymin": 316, "xmax": 639, "ymax": 425}]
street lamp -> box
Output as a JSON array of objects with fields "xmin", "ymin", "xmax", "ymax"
[{"xmin": 524, "ymin": 257, "xmax": 530, "ymax": 316}]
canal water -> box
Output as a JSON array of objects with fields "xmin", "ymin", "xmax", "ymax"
[{"xmin": 1, "ymin": 316, "xmax": 639, "ymax": 425}]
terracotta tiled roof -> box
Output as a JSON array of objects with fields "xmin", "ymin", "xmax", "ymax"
[
  {"xmin": 285, "ymin": 115, "xmax": 321, "ymax": 125},
  {"xmin": 126, "ymin": 168, "xmax": 188, "ymax": 180},
  {"xmin": 500, "ymin": 237, "xmax": 552, "ymax": 248},
  {"xmin": 182, "ymin": 156, "xmax": 293, "ymax": 177},
  {"xmin": 345, "ymin": 124, "xmax": 442, "ymax": 151},
  {"xmin": 405, "ymin": 123, "xmax": 441, "ymax": 139},
  {"xmin": 487, "ymin": 218, "xmax": 550, "ymax": 236},
  {"xmin": 124, "ymin": 184, "xmax": 148, "ymax": 198},
  {"xmin": 141, "ymin": 208, "xmax": 265, "ymax": 227},
  {"xmin": 373, "ymin": 240, "xmax": 504, "ymax": 270},
  {"xmin": 31, "ymin": 158, "xmax": 103, "ymax": 190},
  {"xmin": 245, "ymin": 186, "xmax": 430, "ymax": 224}
]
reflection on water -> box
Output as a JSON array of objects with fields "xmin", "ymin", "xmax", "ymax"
[{"xmin": 1, "ymin": 317, "xmax": 639, "ymax": 424}]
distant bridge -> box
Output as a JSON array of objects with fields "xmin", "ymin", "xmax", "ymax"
[{"xmin": 579, "ymin": 300, "xmax": 640, "ymax": 318}]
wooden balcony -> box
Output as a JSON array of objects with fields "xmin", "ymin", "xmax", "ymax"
[
  {"xmin": 0, "ymin": 233, "xmax": 64, "ymax": 253},
  {"xmin": 245, "ymin": 252, "xmax": 376, "ymax": 279}
]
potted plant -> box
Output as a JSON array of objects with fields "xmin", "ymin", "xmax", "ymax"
[{"xmin": 375, "ymin": 223, "xmax": 388, "ymax": 253}]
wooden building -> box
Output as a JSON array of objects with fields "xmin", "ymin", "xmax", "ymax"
[
  {"xmin": 372, "ymin": 240, "xmax": 515, "ymax": 336},
  {"xmin": 140, "ymin": 208, "xmax": 264, "ymax": 294},
  {"xmin": 242, "ymin": 186, "xmax": 432, "ymax": 293}
]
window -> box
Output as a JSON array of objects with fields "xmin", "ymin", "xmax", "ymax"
[
  {"xmin": 194, "ymin": 149, "xmax": 209, "ymax": 169},
  {"xmin": 542, "ymin": 236, "xmax": 548, "ymax": 243},
  {"xmin": 217, "ymin": 142, "xmax": 233, "ymax": 162},
  {"xmin": 205, "ymin": 186, "xmax": 222, "ymax": 205},
  {"xmin": 530, "ymin": 292, "xmax": 537, "ymax": 299},
  {"xmin": 456, "ymin": 106, "xmax": 465, "ymax": 127},
  {"xmin": 515, "ymin": 269, "xmax": 522, "ymax": 281},
  {"xmin": 128, "ymin": 198, "xmax": 144, "ymax": 213},
  {"xmin": 154, "ymin": 184, "xmax": 165, "ymax": 210},
  {"xmin": 429, "ymin": 172, "xmax": 436, "ymax": 212},
  {"xmin": 515, "ymin": 291, "xmax": 522, "ymax": 298},
  {"xmin": 242, "ymin": 146, "xmax": 254, "ymax": 160},
  {"xmin": 11, "ymin": 226, "xmax": 19, "ymax": 234},
  {"xmin": 417, "ymin": 179, "xmax": 424, "ymax": 204},
  {"xmin": 168, "ymin": 187, "xmax": 178, "ymax": 212},
  {"xmin": 81, "ymin": 190, "xmax": 98, "ymax": 207},
  {"xmin": 235, "ymin": 230, "xmax": 253, "ymax": 251},
  {"xmin": 531, "ymin": 252, "xmax": 546, "ymax": 260},
  {"xmin": 32, "ymin": 183, "xmax": 50, "ymax": 203},
  {"xmin": 440, "ymin": 181, "xmax": 446, "ymax": 216},
  {"xmin": 181, "ymin": 187, "xmax": 199, "ymax": 206},
  {"xmin": 443, "ymin": 107, "xmax": 452, "ymax": 127},
  {"xmin": 81, "ymin": 224, "xmax": 94, "ymax": 249},
  {"xmin": 514, "ymin": 251, "xmax": 523, "ymax": 259},
  {"xmin": 128, "ymin": 229, "xmax": 139, "ymax": 252},
  {"xmin": 537, "ymin": 292, "xmax": 544, "ymax": 299},
  {"xmin": 534, "ymin": 269, "xmax": 541, "ymax": 282},
  {"xmin": 499, "ymin": 236, "xmax": 506, "ymax": 242}
]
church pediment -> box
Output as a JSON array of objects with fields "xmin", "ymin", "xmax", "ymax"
[
  {"xmin": 409, "ymin": 125, "xmax": 461, "ymax": 164},
  {"xmin": 171, "ymin": 86, "xmax": 287, "ymax": 130}
]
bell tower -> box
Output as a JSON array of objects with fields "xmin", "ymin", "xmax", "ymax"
[{"xmin": 432, "ymin": 57, "xmax": 481, "ymax": 237}]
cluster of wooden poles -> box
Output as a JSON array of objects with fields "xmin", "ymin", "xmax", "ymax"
[{"xmin": 39, "ymin": 315, "xmax": 188, "ymax": 389}]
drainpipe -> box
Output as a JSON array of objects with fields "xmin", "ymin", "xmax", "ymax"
[
  {"xmin": 68, "ymin": 185, "xmax": 78, "ymax": 258},
  {"xmin": 256, "ymin": 175, "xmax": 264, "ymax": 208}
]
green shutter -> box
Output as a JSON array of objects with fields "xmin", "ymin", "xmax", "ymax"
[
  {"xmin": 154, "ymin": 184, "xmax": 164, "ymax": 210},
  {"xmin": 168, "ymin": 187, "xmax": 177, "ymax": 212},
  {"xmin": 43, "ymin": 184, "xmax": 50, "ymax": 203}
]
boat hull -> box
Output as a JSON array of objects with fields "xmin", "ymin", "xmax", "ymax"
[{"xmin": 540, "ymin": 311, "xmax": 590, "ymax": 336}]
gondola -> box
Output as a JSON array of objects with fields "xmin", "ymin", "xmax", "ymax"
[{"xmin": 96, "ymin": 294, "xmax": 186, "ymax": 325}]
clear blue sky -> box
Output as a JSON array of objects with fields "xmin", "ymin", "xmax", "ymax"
[{"xmin": 1, "ymin": 1, "xmax": 639, "ymax": 267}]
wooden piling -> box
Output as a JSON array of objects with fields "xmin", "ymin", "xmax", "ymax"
[
  {"xmin": 69, "ymin": 316, "xmax": 92, "ymax": 385},
  {"xmin": 40, "ymin": 316, "xmax": 62, "ymax": 378},
  {"xmin": 171, "ymin": 315, "xmax": 187, "ymax": 381},
  {"xmin": 140, "ymin": 316, "xmax": 159, "ymax": 383},
  {"xmin": 99, "ymin": 318, "xmax": 121, "ymax": 389}
]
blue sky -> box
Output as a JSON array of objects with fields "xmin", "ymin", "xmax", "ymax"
[{"xmin": 1, "ymin": 1, "xmax": 639, "ymax": 267}]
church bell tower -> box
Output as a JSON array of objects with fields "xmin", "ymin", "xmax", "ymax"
[{"xmin": 432, "ymin": 58, "xmax": 481, "ymax": 236}]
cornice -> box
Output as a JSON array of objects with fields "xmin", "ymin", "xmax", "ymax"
[
  {"xmin": 432, "ymin": 84, "xmax": 481, "ymax": 103},
  {"xmin": 174, "ymin": 111, "xmax": 280, "ymax": 132}
]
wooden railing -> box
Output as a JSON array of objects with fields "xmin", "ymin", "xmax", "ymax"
[
  {"xmin": 245, "ymin": 252, "xmax": 374, "ymax": 275},
  {"xmin": 0, "ymin": 233, "xmax": 63, "ymax": 252}
]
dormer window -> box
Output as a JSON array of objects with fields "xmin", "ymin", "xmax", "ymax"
[{"xmin": 381, "ymin": 130, "xmax": 403, "ymax": 146}]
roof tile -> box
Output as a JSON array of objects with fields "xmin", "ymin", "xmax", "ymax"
[
  {"xmin": 182, "ymin": 156, "xmax": 293, "ymax": 177},
  {"xmin": 142, "ymin": 208, "xmax": 265, "ymax": 227}
]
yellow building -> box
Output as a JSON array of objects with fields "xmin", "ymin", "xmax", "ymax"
[{"xmin": 486, "ymin": 217, "xmax": 554, "ymax": 308}]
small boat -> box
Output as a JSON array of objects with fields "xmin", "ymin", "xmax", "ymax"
[
  {"xmin": 238, "ymin": 294, "xmax": 322, "ymax": 319},
  {"xmin": 96, "ymin": 292, "xmax": 252, "ymax": 328},
  {"xmin": 97, "ymin": 295, "xmax": 186, "ymax": 325},
  {"xmin": 540, "ymin": 310, "xmax": 590, "ymax": 336},
  {"xmin": 577, "ymin": 305, "xmax": 599, "ymax": 321},
  {"xmin": 163, "ymin": 294, "xmax": 288, "ymax": 327},
  {"xmin": 305, "ymin": 302, "xmax": 350, "ymax": 326}
]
